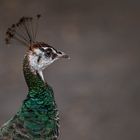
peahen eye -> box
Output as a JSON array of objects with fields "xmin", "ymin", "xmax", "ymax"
[{"xmin": 46, "ymin": 48, "xmax": 52, "ymax": 57}]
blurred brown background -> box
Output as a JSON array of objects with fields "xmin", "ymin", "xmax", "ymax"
[{"xmin": 0, "ymin": 0, "xmax": 140, "ymax": 140}]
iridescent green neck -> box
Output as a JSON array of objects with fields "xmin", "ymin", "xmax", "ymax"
[
  {"xmin": 23, "ymin": 54, "xmax": 46, "ymax": 91},
  {"xmin": 19, "ymin": 54, "xmax": 59, "ymax": 139}
]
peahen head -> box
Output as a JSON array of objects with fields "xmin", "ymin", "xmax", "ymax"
[
  {"xmin": 28, "ymin": 42, "xmax": 69, "ymax": 72},
  {"xmin": 5, "ymin": 14, "xmax": 69, "ymax": 81}
]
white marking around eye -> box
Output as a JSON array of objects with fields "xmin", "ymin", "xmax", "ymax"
[
  {"xmin": 42, "ymin": 47, "xmax": 48, "ymax": 50},
  {"xmin": 42, "ymin": 46, "xmax": 57, "ymax": 54},
  {"xmin": 28, "ymin": 48, "xmax": 56, "ymax": 81}
]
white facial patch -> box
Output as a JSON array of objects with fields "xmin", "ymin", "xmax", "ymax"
[
  {"xmin": 28, "ymin": 48, "xmax": 56, "ymax": 80},
  {"xmin": 29, "ymin": 49, "xmax": 55, "ymax": 70}
]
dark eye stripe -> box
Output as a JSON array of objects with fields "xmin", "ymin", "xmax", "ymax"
[
  {"xmin": 37, "ymin": 56, "xmax": 41, "ymax": 63},
  {"xmin": 39, "ymin": 47, "xmax": 45, "ymax": 52},
  {"xmin": 46, "ymin": 48, "xmax": 52, "ymax": 53},
  {"xmin": 52, "ymin": 53, "xmax": 57, "ymax": 59}
]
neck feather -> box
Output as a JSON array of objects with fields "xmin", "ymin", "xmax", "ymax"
[
  {"xmin": 20, "ymin": 53, "xmax": 59, "ymax": 139},
  {"xmin": 23, "ymin": 54, "xmax": 46, "ymax": 90}
]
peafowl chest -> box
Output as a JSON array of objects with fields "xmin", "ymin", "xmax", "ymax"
[
  {"xmin": 0, "ymin": 84, "xmax": 59, "ymax": 140},
  {"xmin": 18, "ymin": 84, "xmax": 59, "ymax": 139}
]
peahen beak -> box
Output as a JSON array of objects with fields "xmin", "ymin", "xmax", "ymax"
[{"xmin": 57, "ymin": 51, "xmax": 70, "ymax": 59}]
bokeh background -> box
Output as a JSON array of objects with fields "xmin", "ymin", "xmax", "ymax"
[{"xmin": 0, "ymin": 0, "xmax": 140, "ymax": 140}]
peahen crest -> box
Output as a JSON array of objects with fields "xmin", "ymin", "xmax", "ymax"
[{"xmin": 5, "ymin": 14, "xmax": 41, "ymax": 45}]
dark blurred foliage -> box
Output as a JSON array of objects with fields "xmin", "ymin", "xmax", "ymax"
[{"xmin": 0, "ymin": 0, "xmax": 140, "ymax": 140}]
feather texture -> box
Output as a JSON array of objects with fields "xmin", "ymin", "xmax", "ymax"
[
  {"xmin": 0, "ymin": 15, "xmax": 69, "ymax": 140},
  {"xmin": 0, "ymin": 54, "xmax": 59, "ymax": 140}
]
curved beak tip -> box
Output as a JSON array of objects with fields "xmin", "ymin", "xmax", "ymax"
[{"xmin": 62, "ymin": 54, "xmax": 70, "ymax": 59}]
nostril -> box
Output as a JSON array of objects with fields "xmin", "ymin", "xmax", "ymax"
[{"xmin": 58, "ymin": 51, "xmax": 62, "ymax": 54}]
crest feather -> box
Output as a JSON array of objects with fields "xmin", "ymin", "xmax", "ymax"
[{"xmin": 5, "ymin": 14, "xmax": 42, "ymax": 46}]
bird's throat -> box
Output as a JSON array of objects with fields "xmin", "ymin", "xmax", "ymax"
[{"xmin": 23, "ymin": 54, "xmax": 46, "ymax": 91}]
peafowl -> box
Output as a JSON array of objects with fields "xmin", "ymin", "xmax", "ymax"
[{"xmin": 0, "ymin": 15, "xmax": 69, "ymax": 140}]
